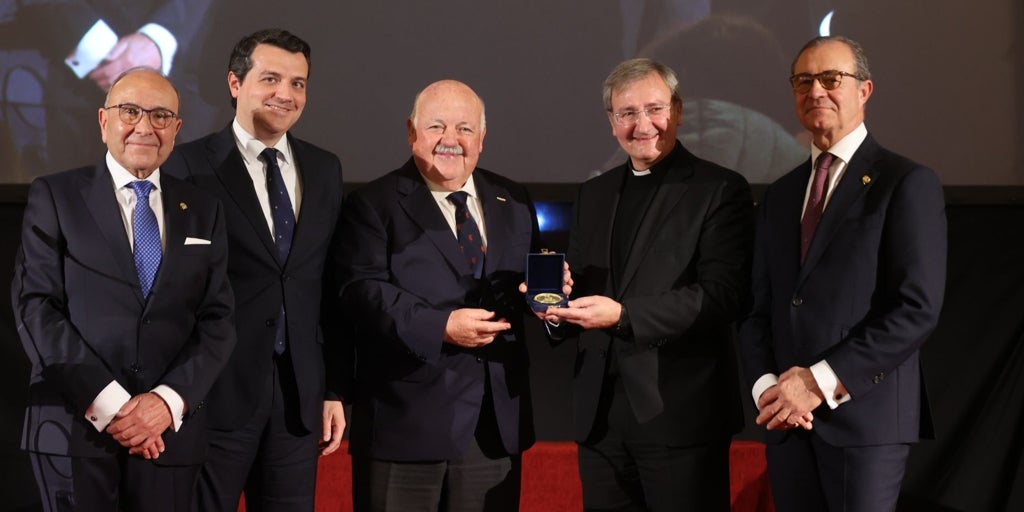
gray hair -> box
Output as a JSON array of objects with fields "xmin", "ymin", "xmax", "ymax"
[
  {"xmin": 791, "ymin": 36, "xmax": 872, "ymax": 80},
  {"xmin": 602, "ymin": 58, "xmax": 681, "ymax": 111}
]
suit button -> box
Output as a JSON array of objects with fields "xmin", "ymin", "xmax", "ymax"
[
  {"xmin": 476, "ymin": 357, "xmax": 483, "ymax": 363},
  {"xmin": 599, "ymin": 350, "xmax": 607, "ymax": 359},
  {"xmin": 266, "ymin": 318, "xmax": 276, "ymax": 327},
  {"xmin": 143, "ymin": 317, "xmax": 151, "ymax": 325},
  {"xmin": 791, "ymin": 296, "xmax": 803, "ymax": 306},
  {"xmin": 873, "ymin": 373, "xmax": 885, "ymax": 384},
  {"xmin": 196, "ymin": 401, "xmax": 205, "ymax": 410}
]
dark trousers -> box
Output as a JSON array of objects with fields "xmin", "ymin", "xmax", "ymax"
[
  {"xmin": 352, "ymin": 387, "xmax": 520, "ymax": 512},
  {"xmin": 578, "ymin": 379, "xmax": 731, "ymax": 512},
  {"xmin": 194, "ymin": 354, "xmax": 319, "ymax": 512},
  {"xmin": 766, "ymin": 429, "xmax": 911, "ymax": 512},
  {"xmin": 30, "ymin": 451, "xmax": 198, "ymax": 512}
]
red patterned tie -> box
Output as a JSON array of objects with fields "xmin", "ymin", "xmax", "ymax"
[
  {"xmin": 800, "ymin": 152, "xmax": 834, "ymax": 264},
  {"xmin": 447, "ymin": 191, "xmax": 486, "ymax": 279}
]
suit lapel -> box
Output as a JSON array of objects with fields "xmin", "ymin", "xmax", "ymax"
[
  {"xmin": 151, "ymin": 178, "xmax": 188, "ymax": 302},
  {"xmin": 617, "ymin": 151, "xmax": 692, "ymax": 296},
  {"xmin": 81, "ymin": 162, "xmax": 145, "ymax": 305},
  {"xmin": 799, "ymin": 135, "xmax": 882, "ymax": 282},
  {"xmin": 395, "ymin": 161, "xmax": 468, "ymax": 275},
  {"xmin": 288, "ymin": 136, "xmax": 326, "ymax": 269},
  {"xmin": 475, "ymin": 173, "xmax": 510, "ymax": 275},
  {"xmin": 207, "ymin": 127, "xmax": 280, "ymax": 266}
]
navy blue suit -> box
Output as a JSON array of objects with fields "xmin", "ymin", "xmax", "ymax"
[
  {"xmin": 339, "ymin": 159, "xmax": 537, "ymax": 462},
  {"xmin": 739, "ymin": 134, "xmax": 947, "ymax": 510},
  {"xmin": 12, "ymin": 162, "xmax": 235, "ymax": 509}
]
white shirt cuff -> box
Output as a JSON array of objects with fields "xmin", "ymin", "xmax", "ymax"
[
  {"xmin": 151, "ymin": 385, "xmax": 185, "ymax": 432},
  {"xmin": 810, "ymin": 360, "xmax": 851, "ymax": 409},
  {"xmin": 137, "ymin": 23, "xmax": 178, "ymax": 76},
  {"xmin": 85, "ymin": 380, "xmax": 132, "ymax": 431},
  {"xmin": 65, "ymin": 20, "xmax": 118, "ymax": 78},
  {"xmin": 751, "ymin": 373, "xmax": 778, "ymax": 408}
]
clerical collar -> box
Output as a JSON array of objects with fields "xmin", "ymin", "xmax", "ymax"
[{"xmin": 627, "ymin": 141, "xmax": 680, "ymax": 177}]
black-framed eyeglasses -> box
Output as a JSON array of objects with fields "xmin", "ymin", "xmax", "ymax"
[
  {"xmin": 609, "ymin": 104, "xmax": 673, "ymax": 126},
  {"xmin": 789, "ymin": 70, "xmax": 865, "ymax": 93},
  {"xmin": 103, "ymin": 103, "xmax": 179, "ymax": 129}
]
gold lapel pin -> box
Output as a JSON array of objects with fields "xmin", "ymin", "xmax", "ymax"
[
  {"xmin": 861, "ymin": 175, "xmax": 871, "ymax": 186},
  {"xmin": 180, "ymin": 202, "xmax": 188, "ymax": 210},
  {"xmin": 496, "ymin": 196, "xmax": 507, "ymax": 202}
]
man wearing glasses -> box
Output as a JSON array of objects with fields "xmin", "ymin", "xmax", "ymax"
[
  {"xmin": 544, "ymin": 58, "xmax": 753, "ymax": 510},
  {"xmin": 11, "ymin": 67, "xmax": 235, "ymax": 511},
  {"xmin": 739, "ymin": 36, "xmax": 947, "ymax": 511}
]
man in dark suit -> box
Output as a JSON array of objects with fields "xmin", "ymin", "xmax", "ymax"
[
  {"xmin": 545, "ymin": 58, "xmax": 753, "ymax": 511},
  {"xmin": 11, "ymin": 68, "xmax": 235, "ymax": 512},
  {"xmin": 162, "ymin": 29, "xmax": 347, "ymax": 511},
  {"xmin": 339, "ymin": 80, "xmax": 537, "ymax": 511},
  {"xmin": 738, "ymin": 36, "xmax": 946, "ymax": 512}
]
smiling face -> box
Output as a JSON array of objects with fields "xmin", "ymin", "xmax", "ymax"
[
  {"xmin": 792, "ymin": 40, "xmax": 873, "ymax": 149},
  {"xmin": 99, "ymin": 70, "xmax": 182, "ymax": 178},
  {"xmin": 608, "ymin": 72, "xmax": 681, "ymax": 171},
  {"xmin": 407, "ymin": 80, "xmax": 486, "ymax": 191},
  {"xmin": 229, "ymin": 43, "xmax": 308, "ymax": 146}
]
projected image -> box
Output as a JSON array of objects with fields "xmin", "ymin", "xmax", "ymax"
[{"xmin": 0, "ymin": 1, "xmax": 1019, "ymax": 185}]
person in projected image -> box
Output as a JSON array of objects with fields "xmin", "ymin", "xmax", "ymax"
[
  {"xmin": 0, "ymin": 0, "xmax": 217, "ymax": 181},
  {"xmin": 543, "ymin": 58, "xmax": 754, "ymax": 511},
  {"xmin": 738, "ymin": 36, "xmax": 946, "ymax": 512}
]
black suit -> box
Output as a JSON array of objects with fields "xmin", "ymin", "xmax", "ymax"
[
  {"xmin": 163, "ymin": 125, "xmax": 346, "ymax": 511},
  {"xmin": 11, "ymin": 162, "xmax": 235, "ymax": 511},
  {"xmin": 739, "ymin": 133, "xmax": 946, "ymax": 511},
  {"xmin": 566, "ymin": 142, "xmax": 753, "ymax": 510},
  {"xmin": 339, "ymin": 160, "xmax": 537, "ymax": 509}
]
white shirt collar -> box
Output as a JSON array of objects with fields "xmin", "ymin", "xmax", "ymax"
[
  {"xmin": 106, "ymin": 152, "xmax": 161, "ymax": 191},
  {"xmin": 231, "ymin": 118, "xmax": 293, "ymax": 167},
  {"xmin": 811, "ymin": 122, "xmax": 868, "ymax": 166}
]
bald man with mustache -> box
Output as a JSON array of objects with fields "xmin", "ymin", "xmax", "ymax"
[{"xmin": 339, "ymin": 80, "xmax": 541, "ymax": 511}]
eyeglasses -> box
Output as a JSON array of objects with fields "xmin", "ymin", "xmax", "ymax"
[
  {"xmin": 789, "ymin": 70, "xmax": 865, "ymax": 93},
  {"xmin": 103, "ymin": 103, "xmax": 179, "ymax": 129},
  {"xmin": 610, "ymin": 104, "xmax": 673, "ymax": 126}
]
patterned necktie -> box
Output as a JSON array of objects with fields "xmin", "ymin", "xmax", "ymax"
[
  {"xmin": 800, "ymin": 152, "xmax": 834, "ymax": 264},
  {"xmin": 262, "ymin": 147, "xmax": 295, "ymax": 262},
  {"xmin": 447, "ymin": 191, "xmax": 485, "ymax": 279},
  {"xmin": 129, "ymin": 180, "xmax": 162, "ymax": 298},
  {"xmin": 262, "ymin": 147, "xmax": 294, "ymax": 354}
]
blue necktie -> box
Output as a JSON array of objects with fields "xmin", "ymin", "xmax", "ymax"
[
  {"xmin": 129, "ymin": 180, "xmax": 161, "ymax": 298},
  {"xmin": 262, "ymin": 148, "xmax": 294, "ymax": 354},
  {"xmin": 447, "ymin": 191, "xmax": 485, "ymax": 279}
]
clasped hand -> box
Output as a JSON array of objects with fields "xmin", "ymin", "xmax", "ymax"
[
  {"xmin": 756, "ymin": 367, "xmax": 823, "ymax": 431},
  {"xmin": 105, "ymin": 392, "xmax": 173, "ymax": 460}
]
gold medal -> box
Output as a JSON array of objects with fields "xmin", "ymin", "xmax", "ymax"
[{"xmin": 533, "ymin": 292, "xmax": 563, "ymax": 305}]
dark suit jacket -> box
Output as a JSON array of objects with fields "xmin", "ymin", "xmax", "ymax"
[
  {"xmin": 739, "ymin": 133, "xmax": 946, "ymax": 447},
  {"xmin": 338, "ymin": 159, "xmax": 538, "ymax": 461},
  {"xmin": 567, "ymin": 142, "xmax": 753, "ymax": 446},
  {"xmin": 163, "ymin": 125, "xmax": 347, "ymax": 432},
  {"xmin": 11, "ymin": 163, "xmax": 235, "ymax": 465}
]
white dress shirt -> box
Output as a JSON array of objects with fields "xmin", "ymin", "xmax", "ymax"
[
  {"xmin": 232, "ymin": 119, "xmax": 302, "ymax": 236},
  {"xmin": 85, "ymin": 153, "xmax": 185, "ymax": 433},
  {"xmin": 752, "ymin": 123, "xmax": 869, "ymax": 411},
  {"xmin": 421, "ymin": 173, "xmax": 488, "ymax": 246}
]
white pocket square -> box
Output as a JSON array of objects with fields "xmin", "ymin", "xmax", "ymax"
[{"xmin": 184, "ymin": 237, "xmax": 211, "ymax": 245}]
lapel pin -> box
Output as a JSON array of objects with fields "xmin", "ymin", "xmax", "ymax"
[
  {"xmin": 496, "ymin": 196, "xmax": 507, "ymax": 202},
  {"xmin": 180, "ymin": 202, "xmax": 188, "ymax": 210},
  {"xmin": 861, "ymin": 175, "xmax": 871, "ymax": 185}
]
